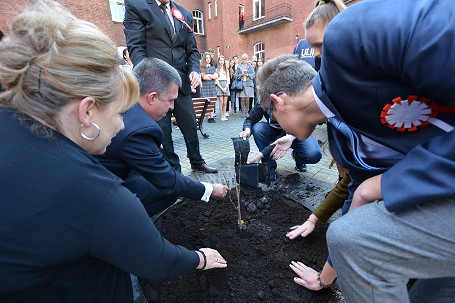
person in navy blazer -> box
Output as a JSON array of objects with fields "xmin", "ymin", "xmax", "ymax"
[
  {"xmin": 124, "ymin": 0, "xmax": 218, "ymax": 174},
  {"xmin": 96, "ymin": 58, "xmax": 228, "ymax": 217},
  {"xmin": 256, "ymin": 0, "xmax": 455, "ymax": 300}
]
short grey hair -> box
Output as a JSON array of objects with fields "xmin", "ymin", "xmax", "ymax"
[
  {"xmin": 256, "ymin": 54, "xmax": 316, "ymax": 112},
  {"xmin": 133, "ymin": 58, "xmax": 182, "ymax": 97}
]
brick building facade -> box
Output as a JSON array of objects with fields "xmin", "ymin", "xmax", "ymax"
[{"xmin": 1, "ymin": 0, "xmax": 360, "ymax": 62}]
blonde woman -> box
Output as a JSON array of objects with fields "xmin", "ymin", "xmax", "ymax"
[
  {"xmin": 216, "ymin": 55, "xmax": 230, "ymax": 121},
  {"xmin": 0, "ymin": 1, "xmax": 226, "ymax": 301}
]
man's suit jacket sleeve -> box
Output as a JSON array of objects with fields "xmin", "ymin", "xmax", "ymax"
[
  {"xmin": 382, "ymin": 130, "xmax": 455, "ymax": 212},
  {"xmin": 119, "ymin": 127, "xmax": 205, "ymax": 200},
  {"xmin": 322, "ymin": 0, "xmax": 455, "ymax": 211},
  {"xmin": 123, "ymin": 0, "xmax": 147, "ymax": 66}
]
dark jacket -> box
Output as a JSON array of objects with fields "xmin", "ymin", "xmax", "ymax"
[
  {"xmin": 0, "ymin": 109, "xmax": 198, "ymax": 303},
  {"xmin": 315, "ymin": 0, "xmax": 455, "ymax": 212},
  {"xmin": 96, "ymin": 104, "xmax": 205, "ymax": 204},
  {"xmin": 124, "ymin": 0, "xmax": 200, "ymax": 95}
]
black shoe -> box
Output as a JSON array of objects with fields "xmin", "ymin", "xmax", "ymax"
[
  {"xmin": 191, "ymin": 163, "xmax": 218, "ymax": 174},
  {"xmin": 295, "ymin": 163, "xmax": 307, "ymax": 172},
  {"xmin": 208, "ymin": 118, "xmax": 216, "ymax": 123},
  {"xmin": 292, "ymin": 150, "xmax": 307, "ymax": 172},
  {"xmin": 270, "ymin": 169, "xmax": 277, "ymax": 181}
]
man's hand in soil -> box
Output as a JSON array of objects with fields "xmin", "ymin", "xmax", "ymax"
[
  {"xmin": 211, "ymin": 184, "xmax": 229, "ymax": 199},
  {"xmin": 286, "ymin": 214, "xmax": 318, "ymax": 239}
]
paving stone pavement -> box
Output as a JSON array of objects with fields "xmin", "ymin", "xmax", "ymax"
[{"xmin": 171, "ymin": 112, "xmax": 342, "ymax": 220}]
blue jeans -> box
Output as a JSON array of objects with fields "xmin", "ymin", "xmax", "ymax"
[{"xmin": 251, "ymin": 122, "xmax": 322, "ymax": 171}]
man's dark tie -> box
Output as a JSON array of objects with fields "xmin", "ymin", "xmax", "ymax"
[
  {"xmin": 159, "ymin": 4, "xmax": 175, "ymax": 37},
  {"xmin": 328, "ymin": 116, "xmax": 380, "ymax": 170}
]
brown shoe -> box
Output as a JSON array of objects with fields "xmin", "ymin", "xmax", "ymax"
[{"xmin": 191, "ymin": 163, "xmax": 218, "ymax": 174}]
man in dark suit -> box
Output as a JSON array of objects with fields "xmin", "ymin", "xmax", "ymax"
[
  {"xmin": 124, "ymin": 0, "xmax": 217, "ymax": 174},
  {"xmin": 256, "ymin": 0, "xmax": 455, "ymax": 300},
  {"xmin": 96, "ymin": 58, "xmax": 228, "ymax": 217}
]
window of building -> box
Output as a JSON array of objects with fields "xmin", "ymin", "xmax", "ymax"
[
  {"xmin": 109, "ymin": 0, "xmax": 125, "ymax": 22},
  {"xmin": 208, "ymin": 2, "xmax": 212, "ymax": 19},
  {"xmin": 215, "ymin": 0, "xmax": 218, "ymax": 17},
  {"xmin": 192, "ymin": 10, "xmax": 204, "ymax": 35},
  {"xmin": 253, "ymin": 0, "xmax": 265, "ymax": 20},
  {"xmin": 254, "ymin": 42, "xmax": 265, "ymax": 60}
]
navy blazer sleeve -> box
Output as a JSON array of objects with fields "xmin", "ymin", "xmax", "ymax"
[
  {"xmin": 118, "ymin": 126, "xmax": 206, "ymax": 200},
  {"xmin": 320, "ymin": 0, "xmax": 455, "ymax": 211}
]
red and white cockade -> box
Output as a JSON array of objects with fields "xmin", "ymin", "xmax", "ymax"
[
  {"xmin": 380, "ymin": 95, "xmax": 454, "ymax": 132},
  {"xmin": 171, "ymin": 7, "xmax": 193, "ymax": 32}
]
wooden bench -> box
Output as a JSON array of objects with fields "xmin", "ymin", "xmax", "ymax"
[{"xmin": 171, "ymin": 97, "xmax": 217, "ymax": 139}]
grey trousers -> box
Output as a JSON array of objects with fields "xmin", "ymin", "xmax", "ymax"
[{"xmin": 327, "ymin": 197, "xmax": 455, "ymax": 302}]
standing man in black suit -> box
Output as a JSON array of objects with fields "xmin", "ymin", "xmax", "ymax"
[
  {"xmin": 96, "ymin": 58, "xmax": 228, "ymax": 217},
  {"xmin": 124, "ymin": 0, "xmax": 217, "ymax": 173}
]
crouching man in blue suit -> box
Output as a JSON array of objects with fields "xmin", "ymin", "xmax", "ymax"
[
  {"xmin": 96, "ymin": 58, "xmax": 228, "ymax": 217},
  {"xmin": 256, "ymin": 0, "xmax": 455, "ymax": 301}
]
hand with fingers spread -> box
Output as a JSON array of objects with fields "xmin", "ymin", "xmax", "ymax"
[
  {"xmin": 196, "ymin": 248, "xmax": 227, "ymax": 270},
  {"xmin": 290, "ymin": 261, "xmax": 336, "ymax": 291},
  {"xmin": 270, "ymin": 134, "xmax": 295, "ymax": 160},
  {"xmin": 289, "ymin": 261, "xmax": 322, "ymax": 290}
]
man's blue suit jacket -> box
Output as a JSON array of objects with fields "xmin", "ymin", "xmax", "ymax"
[
  {"xmin": 314, "ymin": 0, "xmax": 455, "ymax": 212},
  {"xmin": 96, "ymin": 104, "xmax": 205, "ymax": 204}
]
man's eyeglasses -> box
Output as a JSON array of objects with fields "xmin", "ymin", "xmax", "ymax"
[{"xmin": 269, "ymin": 92, "xmax": 283, "ymax": 129}]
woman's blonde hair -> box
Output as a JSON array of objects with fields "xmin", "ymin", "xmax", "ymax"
[
  {"xmin": 0, "ymin": 0, "xmax": 138, "ymax": 133},
  {"xmin": 305, "ymin": 0, "xmax": 346, "ymax": 30}
]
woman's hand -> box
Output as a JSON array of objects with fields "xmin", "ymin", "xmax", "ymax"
[
  {"xmin": 289, "ymin": 261, "xmax": 322, "ymax": 290},
  {"xmin": 290, "ymin": 261, "xmax": 335, "ymax": 291},
  {"xmin": 196, "ymin": 248, "xmax": 227, "ymax": 270},
  {"xmin": 286, "ymin": 215, "xmax": 318, "ymax": 239}
]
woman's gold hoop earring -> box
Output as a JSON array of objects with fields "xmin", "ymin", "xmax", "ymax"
[{"xmin": 80, "ymin": 122, "xmax": 100, "ymax": 141}]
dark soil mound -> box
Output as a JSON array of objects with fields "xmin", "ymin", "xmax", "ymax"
[{"xmin": 140, "ymin": 184, "xmax": 342, "ymax": 303}]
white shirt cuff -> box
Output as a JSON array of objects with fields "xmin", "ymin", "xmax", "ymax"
[{"xmin": 200, "ymin": 182, "xmax": 213, "ymax": 202}]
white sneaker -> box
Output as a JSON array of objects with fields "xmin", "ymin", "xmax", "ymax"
[
  {"xmin": 221, "ymin": 117, "xmax": 228, "ymax": 121},
  {"xmin": 225, "ymin": 113, "xmax": 229, "ymax": 117}
]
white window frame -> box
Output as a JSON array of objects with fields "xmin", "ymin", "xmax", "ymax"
[
  {"xmin": 215, "ymin": 0, "xmax": 218, "ymax": 17},
  {"xmin": 254, "ymin": 42, "xmax": 265, "ymax": 60},
  {"xmin": 253, "ymin": 0, "xmax": 265, "ymax": 20},
  {"xmin": 208, "ymin": 2, "xmax": 212, "ymax": 19},
  {"xmin": 109, "ymin": 0, "xmax": 125, "ymax": 22},
  {"xmin": 192, "ymin": 10, "xmax": 205, "ymax": 35}
]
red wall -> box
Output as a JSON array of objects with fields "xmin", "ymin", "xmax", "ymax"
[{"xmin": 1, "ymin": 0, "xmax": 362, "ymax": 61}]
